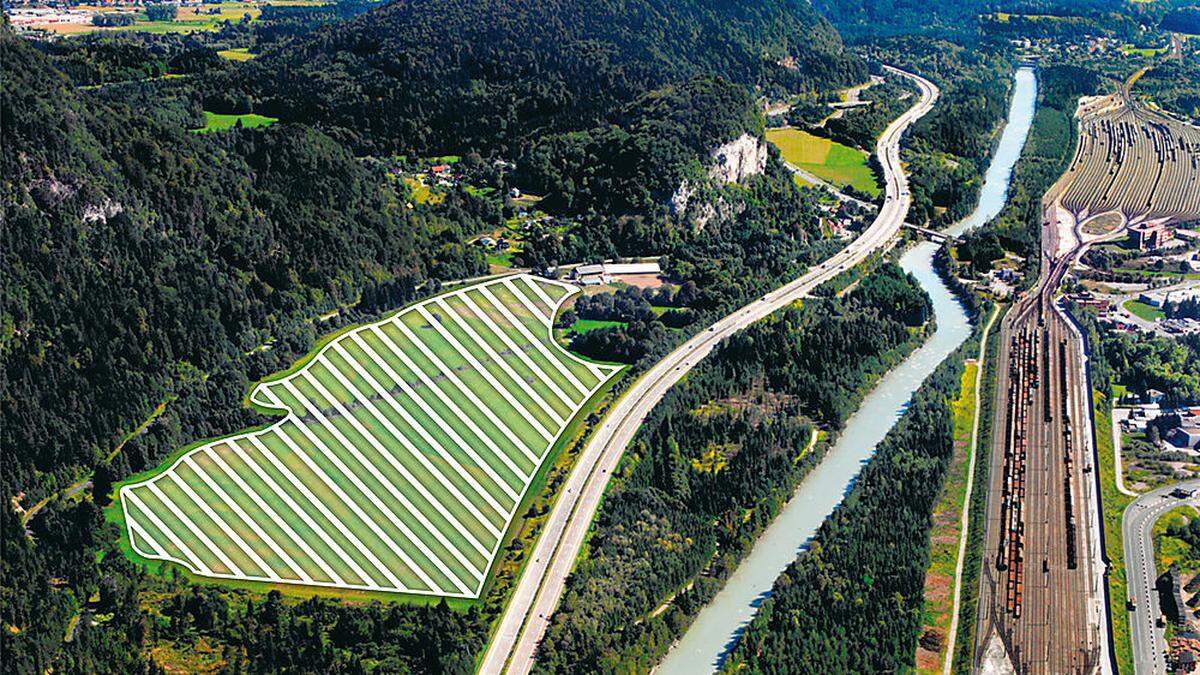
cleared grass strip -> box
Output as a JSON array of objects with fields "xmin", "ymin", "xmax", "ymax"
[
  {"xmin": 125, "ymin": 491, "xmax": 211, "ymax": 574},
  {"xmin": 202, "ymin": 446, "xmax": 348, "ymax": 585},
  {"xmin": 325, "ymin": 345, "xmax": 505, "ymax": 537},
  {"xmin": 344, "ymin": 334, "xmax": 533, "ymax": 485},
  {"xmin": 145, "ymin": 482, "xmax": 245, "ymax": 576},
  {"xmin": 266, "ymin": 387, "xmax": 450, "ymax": 593},
  {"xmin": 447, "ymin": 293, "xmax": 580, "ymax": 410},
  {"xmin": 518, "ymin": 276, "xmax": 559, "ymax": 317},
  {"xmin": 417, "ymin": 301, "xmax": 567, "ymax": 427},
  {"xmin": 339, "ymin": 337, "xmax": 515, "ymax": 518},
  {"xmin": 301, "ymin": 370, "xmax": 491, "ymax": 574},
  {"xmin": 240, "ymin": 435, "xmax": 392, "ymax": 588},
  {"xmin": 391, "ymin": 315, "xmax": 558, "ymax": 441},
  {"xmin": 182, "ymin": 455, "xmax": 313, "ymax": 582},
  {"xmin": 363, "ymin": 326, "xmax": 541, "ymax": 478},
  {"xmin": 509, "ymin": 279, "xmax": 610, "ymax": 381},
  {"xmin": 166, "ymin": 471, "xmax": 280, "ymax": 580},
  {"xmin": 413, "ymin": 304, "xmax": 567, "ymax": 426},
  {"xmin": 494, "ymin": 281, "xmax": 601, "ymax": 390},
  {"xmin": 383, "ymin": 313, "xmax": 549, "ymax": 451},
  {"xmin": 358, "ymin": 332, "xmax": 537, "ymax": 477},
  {"xmin": 286, "ymin": 378, "xmax": 477, "ymax": 593}
]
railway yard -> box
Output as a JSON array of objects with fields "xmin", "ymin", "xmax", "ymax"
[
  {"xmin": 1060, "ymin": 94, "xmax": 1200, "ymax": 226},
  {"xmin": 974, "ymin": 66, "xmax": 1200, "ymax": 671},
  {"xmin": 976, "ymin": 211, "xmax": 1106, "ymax": 674}
]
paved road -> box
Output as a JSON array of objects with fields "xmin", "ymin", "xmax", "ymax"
[
  {"xmin": 476, "ymin": 65, "xmax": 939, "ymax": 675},
  {"xmin": 1125, "ymin": 480, "xmax": 1200, "ymax": 675}
]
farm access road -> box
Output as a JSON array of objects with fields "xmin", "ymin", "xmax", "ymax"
[{"xmin": 477, "ymin": 64, "xmax": 940, "ymax": 675}]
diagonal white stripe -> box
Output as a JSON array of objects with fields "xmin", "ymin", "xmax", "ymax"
[
  {"xmin": 324, "ymin": 345, "xmax": 505, "ymax": 535},
  {"xmin": 280, "ymin": 380, "xmax": 474, "ymax": 593},
  {"xmin": 372, "ymin": 321, "xmax": 548, "ymax": 453},
  {"xmin": 302, "ymin": 369, "xmax": 488, "ymax": 579},
  {"xmin": 167, "ymin": 472, "xmax": 281, "ymax": 580},
  {"xmin": 146, "ymin": 481, "xmax": 245, "ymax": 576},
  {"xmin": 477, "ymin": 284, "xmax": 591, "ymax": 396},
  {"xmin": 412, "ymin": 305, "xmax": 567, "ymax": 427},
  {"xmin": 183, "ymin": 455, "xmax": 313, "ymax": 582},
  {"xmin": 203, "ymin": 447, "xmax": 352, "ymax": 586},
  {"xmin": 517, "ymin": 275, "xmax": 558, "ymax": 317},
  {"xmin": 127, "ymin": 517, "xmax": 166, "ymax": 559},
  {"xmin": 442, "ymin": 294, "xmax": 580, "ymax": 407},
  {"xmin": 346, "ymin": 333, "xmax": 538, "ymax": 473},
  {"xmin": 270, "ymin": 384, "xmax": 451, "ymax": 593},
  {"xmin": 125, "ymin": 490, "xmax": 211, "ymax": 574},
  {"xmin": 232, "ymin": 436, "xmax": 382, "ymax": 588}
]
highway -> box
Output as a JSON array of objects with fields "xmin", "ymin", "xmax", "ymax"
[
  {"xmin": 1125, "ymin": 481, "xmax": 1200, "ymax": 675},
  {"xmin": 476, "ymin": 65, "xmax": 939, "ymax": 675}
]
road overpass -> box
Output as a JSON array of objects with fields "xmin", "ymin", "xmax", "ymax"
[{"xmin": 476, "ymin": 64, "xmax": 940, "ymax": 675}]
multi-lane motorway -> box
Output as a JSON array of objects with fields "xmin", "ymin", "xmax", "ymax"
[
  {"xmin": 1125, "ymin": 481, "xmax": 1200, "ymax": 675},
  {"xmin": 477, "ymin": 65, "xmax": 939, "ymax": 675}
]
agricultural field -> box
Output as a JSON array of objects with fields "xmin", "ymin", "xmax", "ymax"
[
  {"xmin": 764, "ymin": 128, "xmax": 880, "ymax": 197},
  {"xmin": 116, "ymin": 274, "xmax": 621, "ymax": 598},
  {"xmin": 192, "ymin": 111, "xmax": 278, "ymax": 133}
]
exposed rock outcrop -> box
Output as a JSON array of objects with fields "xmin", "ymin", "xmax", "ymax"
[{"xmin": 669, "ymin": 133, "xmax": 767, "ymax": 228}]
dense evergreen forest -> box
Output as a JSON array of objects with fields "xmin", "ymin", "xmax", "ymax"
[
  {"xmin": 535, "ymin": 264, "xmax": 933, "ymax": 672},
  {"xmin": 219, "ymin": 0, "xmax": 865, "ymax": 156},
  {"xmin": 720, "ymin": 313, "xmax": 976, "ymax": 672}
]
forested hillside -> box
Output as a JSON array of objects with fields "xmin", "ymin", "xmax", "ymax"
[
  {"xmin": 1, "ymin": 31, "xmax": 493, "ymax": 671},
  {"xmin": 220, "ymin": 0, "xmax": 866, "ymax": 154}
]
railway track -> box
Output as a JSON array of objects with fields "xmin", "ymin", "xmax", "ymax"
[{"xmin": 976, "ymin": 208, "xmax": 1107, "ymax": 674}]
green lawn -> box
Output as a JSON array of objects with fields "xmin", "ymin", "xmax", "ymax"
[
  {"xmin": 112, "ymin": 275, "xmax": 620, "ymax": 600},
  {"xmin": 1123, "ymin": 299, "xmax": 1164, "ymax": 322},
  {"xmin": 765, "ymin": 127, "xmax": 881, "ymax": 198},
  {"xmin": 1154, "ymin": 505, "xmax": 1200, "ymax": 575},
  {"xmin": 192, "ymin": 111, "xmax": 278, "ymax": 134},
  {"xmin": 570, "ymin": 319, "xmax": 625, "ymax": 333}
]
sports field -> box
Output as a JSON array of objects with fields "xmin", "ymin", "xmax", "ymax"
[
  {"xmin": 765, "ymin": 128, "xmax": 881, "ymax": 197},
  {"xmin": 118, "ymin": 274, "xmax": 620, "ymax": 598}
]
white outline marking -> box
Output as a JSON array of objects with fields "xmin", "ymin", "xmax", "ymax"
[
  {"xmin": 124, "ymin": 490, "xmax": 211, "ymax": 574},
  {"xmin": 119, "ymin": 274, "xmax": 621, "ymax": 598},
  {"xmin": 477, "ymin": 285, "xmax": 591, "ymax": 396},
  {"xmin": 145, "ymin": 481, "xmax": 245, "ymax": 576},
  {"xmin": 413, "ymin": 304, "xmax": 567, "ymax": 427}
]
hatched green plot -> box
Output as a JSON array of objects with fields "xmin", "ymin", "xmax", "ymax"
[{"xmin": 119, "ymin": 275, "xmax": 621, "ymax": 597}]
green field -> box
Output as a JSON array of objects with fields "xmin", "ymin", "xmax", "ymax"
[
  {"xmin": 1123, "ymin": 299, "xmax": 1164, "ymax": 321},
  {"xmin": 116, "ymin": 275, "xmax": 620, "ymax": 598},
  {"xmin": 217, "ymin": 48, "xmax": 257, "ymax": 61},
  {"xmin": 192, "ymin": 111, "xmax": 279, "ymax": 133},
  {"xmin": 765, "ymin": 127, "xmax": 881, "ymax": 197}
]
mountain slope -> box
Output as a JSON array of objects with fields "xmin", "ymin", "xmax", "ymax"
[{"xmin": 226, "ymin": 0, "xmax": 865, "ymax": 153}]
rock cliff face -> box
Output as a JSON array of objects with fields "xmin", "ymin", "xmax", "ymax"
[
  {"xmin": 707, "ymin": 133, "xmax": 769, "ymax": 184},
  {"xmin": 670, "ymin": 133, "xmax": 768, "ymax": 227}
]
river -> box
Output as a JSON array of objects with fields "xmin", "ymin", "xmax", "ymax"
[{"xmin": 656, "ymin": 65, "xmax": 1038, "ymax": 674}]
